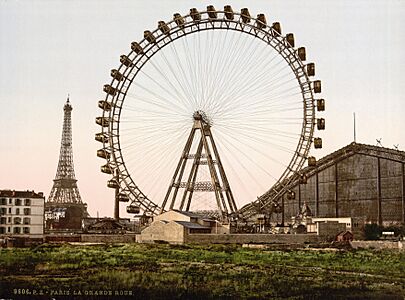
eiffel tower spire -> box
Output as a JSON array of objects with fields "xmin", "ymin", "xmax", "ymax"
[{"xmin": 48, "ymin": 96, "xmax": 83, "ymax": 205}]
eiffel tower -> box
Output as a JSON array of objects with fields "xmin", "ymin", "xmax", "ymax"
[
  {"xmin": 46, "ymin": 96, "xmax": 88, "ymax": 230},
  {"xmin": 161, "ymin": 111, "xmax": 237, "ymax": 220}
]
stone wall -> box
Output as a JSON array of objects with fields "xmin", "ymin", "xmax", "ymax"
[
  {"xmin": 350, "ymin": 240, "xmax": 400, "ymax": 250},
  {"xmin": 185, "ymin": 233, "xmax": 322, "ymax": 244},
  {"xmin": 81, "ymin": 234, "xmax": 137, "ymax": 243},
  {"xmin": 140, "ymin": 221, "xmax": 185, "ymax": 243}
]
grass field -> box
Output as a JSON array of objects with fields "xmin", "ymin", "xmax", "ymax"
[{"xmin": 0, "ymin": 243, "xmax": 404, "ymax": 299}]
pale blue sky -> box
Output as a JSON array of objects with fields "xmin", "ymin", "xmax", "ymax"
[{"xmin": 0, "ymin": 0, "xmax": 404, "ymax": 218}]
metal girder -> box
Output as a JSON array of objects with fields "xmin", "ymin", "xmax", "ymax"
[{"xmin": 161, "ymin": 111, "xmax": 236, "ymax": 217}]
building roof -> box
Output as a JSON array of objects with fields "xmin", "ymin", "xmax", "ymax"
[
  {"xmin": 87, "ymin": 219, "xmax": 125, "ymax": 230},
  {"xmin": 286, "ymin": 142, "xmax": 405, "ymax": 190},
  {"xmin": 171, "ymin": 209, "xmax": 215, "ymax": 219},
  {"xmin": 239, "ymin": 142, "xmax": 405, "ymax": 219},
  {"xmin": 0, "ymin": 190, "xmax": 45, "ymax": 199},
  {"xmin": 174, "ymin": 221, "xmax": 211, "ymax": 229},
  {"xmin": 305, "ymin": 142, "xmax": 404, "ymax": 175},
  {"xmin": 336, "ymin": 230, "xmax": 353, "ymax": 237}
]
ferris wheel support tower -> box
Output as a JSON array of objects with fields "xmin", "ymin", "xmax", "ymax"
[{"xmin": 161, "ymin": 111, "xmax": 238, "ymax": 218}]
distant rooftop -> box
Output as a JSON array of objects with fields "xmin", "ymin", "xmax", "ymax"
[
  {"xmin": 0, "ymin": 190, "xmax": 45, "ymax": 198},
  {"xmin": 172, "ymin": 209, "xmax": 215, "ymax": 220}
]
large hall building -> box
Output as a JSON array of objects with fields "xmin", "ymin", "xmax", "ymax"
[{"xmin": 282, "ymin": 142, "xmax": 405, "ymax": 226}]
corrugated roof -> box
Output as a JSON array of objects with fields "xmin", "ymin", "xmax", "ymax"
[
  {"xmin": 174, "ymin": 221, "xmax": 211, "ymax": 229},
  {"xmin": 288, "ymin": 142, "xmax": 405, "ymax": 189}
]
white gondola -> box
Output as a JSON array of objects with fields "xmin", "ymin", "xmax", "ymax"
[
  {"xmin": 97, "ymin": 149, "xmax": 110, "ymax": 159},
  {"xmin": 158, "ymin": 21, "xmax": 170, "ymax": 35},
  {"xmin": 103, "ymin": 84, "xmax": 117, "ymax": 96},
  {"xmin": 256, "ymin": 14, "xmax": 266, "ymax": 29},
  {"xmin": 96, "ymin": 117, "xmax": 109, "ymax": 127},
  {"xmin": 308, "ymin": 156, "xmax": 317, "ymax": 167},
  {"xmin": 110, "ymin": 69, "xmax": 123, "ymax": 81},
  {"xmin": 95, "ymin": 133, "xmax": 108, "ymax": 143},
  {"xmin": 240, "ymin": 8, "xmax": 251, "ymax": 23},
  {"xmin": 207, "ymin": 5, "xmax": 217, "ymax": 19},
  {"xmin": 314, "ymin": 138, "xmax": 322, "ymax": 149},
  {"xmin": 173, "ymin": 13, "xmax": 185, "ymax": 28},
  {"xmin": 127, "ymin": 205, "xmax": 140, "ymax": 214},
  {"xmin": 131, "ymin": 42, "xmax": 143, "ymax": 54},
  {"xmin": 299, "ymin": 174, "xmax": 308, "ymax": 184},
  {"xmin": 307, "ymin": 63, "xmax": 315, "ymax": 76},
  {"xmin": 101, "ymin": 164, "xmax": 113, "ymax": 174},
  {"xmin": 120, "ymin": 55, "xmax": 133, "ymax": 67},
  {"xmin": 224, "ymin": 5, "xmax": 234, "ymax": 20},
  {"xmin": 107, "ymin": 179, "xmax": 119, "ymax": 189},
  {"xmin": 190, "ymin": 8, "xmax": 200, "ymax": 22},
  {"xmin": 314, "ymin": 80, "xmax": 321, "ymax": 93},
  {"xmin": 272, "ymin": 22, "xmax": 281, "ymax": 35},
  {"xmin": 317, "ymin": 99, "xmax": 325, "ymax": 111},
  {"xmin": 298, "ymin": 47, "xmax": 306, "ymax": 61},
  {"xmin": 317, "ymin": 118, "xmax": 325, "ymax": 130},
  {"xmin": 118, "ymin": 193, "xmax": 130, "ymax": 202},
  {"xmin": 98, "ymin": 100, "xmax": 112, "ymax": 111},
  {"xmin": 286, "ymin": 33, "xmax": 295, "ymax": 47}
]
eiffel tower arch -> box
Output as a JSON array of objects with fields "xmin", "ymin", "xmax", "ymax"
[{"xmin": 46, "ymin": 97, "xmax": 88, "ymax": 230}]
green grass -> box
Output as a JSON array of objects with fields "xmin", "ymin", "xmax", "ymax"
[{"xmin": 0, "ymin": 243, "xmax": 404, "ymax": 299}]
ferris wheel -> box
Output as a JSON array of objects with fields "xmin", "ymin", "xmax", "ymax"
[{"xmin": 95, "ymin": 5, "xmax": 325, "ymax": 218}]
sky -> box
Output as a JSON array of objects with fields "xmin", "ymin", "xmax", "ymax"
[{"xmin": 0, "ymin": 0, "xmax": 404, "ymax": 218}]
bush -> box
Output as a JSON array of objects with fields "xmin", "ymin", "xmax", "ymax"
[{"xmin": 364, "ymin": 223, "xmax": 380, "ymax": 240}]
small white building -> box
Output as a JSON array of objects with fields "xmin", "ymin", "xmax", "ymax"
[
  {"xmin": 306, "ymin": 217, "xmax": 365, "ymax": 238},
  {"xmin": 141, "ymin": 210, "xmax": 229, "ymax": 244},
  {"xmin": 0, "ymin": 190, "xmax": 45, "ymax": 240}
]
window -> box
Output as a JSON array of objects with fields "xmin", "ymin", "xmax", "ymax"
[
  {"xmin": 8, "ymin": 208, "xmax": 11, "ymax": 214},
  {"xmin": 0, "ymin": 198, "xmax": 6, "ymax": 205},
  {"xmin": 24, "ymin": 199, "xmax": 31, "ymax": 206},
  {"xmin": 16, "ymin": 208, "xmax": 20, "ymax": 215},
  {"xmin": 0, "ymin": 227, "xmax": 5, "ymax": 234},
  {"xmin": 13, "ymin": 227, "xmax": 21, "ymax": 234},
  {"xmin": 0, "ymin": 208, "xmax": 6, "ymax": 215},
  {"xmin": 0, "ymin": 217, "xmax": 6, "ymax": 224},
  {"xmin": 8, "ymin": 199, "xmax": 12, "ymax": 204},
  {"xmin": 15, "ymin": 199, "xmax": 22, "ymax": 206},
  {"xmin": 23, "ymin": 208, "xmax": 31, "ymax": 215},
  {"xmin": 7, "ymin": 217, "xmax": 11, "ymax": 223},
  {"xmin": 7, "ymin": 227, "xmax": 10, "ymax": 233},
  {"xmin": 23, "ymin": 217, "xmax": 30, "ymax": 225},
  {"xmin": 23, "ymin": 227, "xmax": 30, "ymax": 234},
  {"xmin": 14, "ymin": 217, "xmax": 21, "ymax": 224}
]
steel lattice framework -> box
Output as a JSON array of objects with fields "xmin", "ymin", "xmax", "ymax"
[
  {"xmin": 161, "ymin": 111, "xmax": 238, "ymax": 217},
  {"xmin": 96, "ymin": 5, "xmax": 325, "ymax": 219},
  {"xmin": 48, "ymin": 98, "xmax": 83, "ymax": 205}
]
